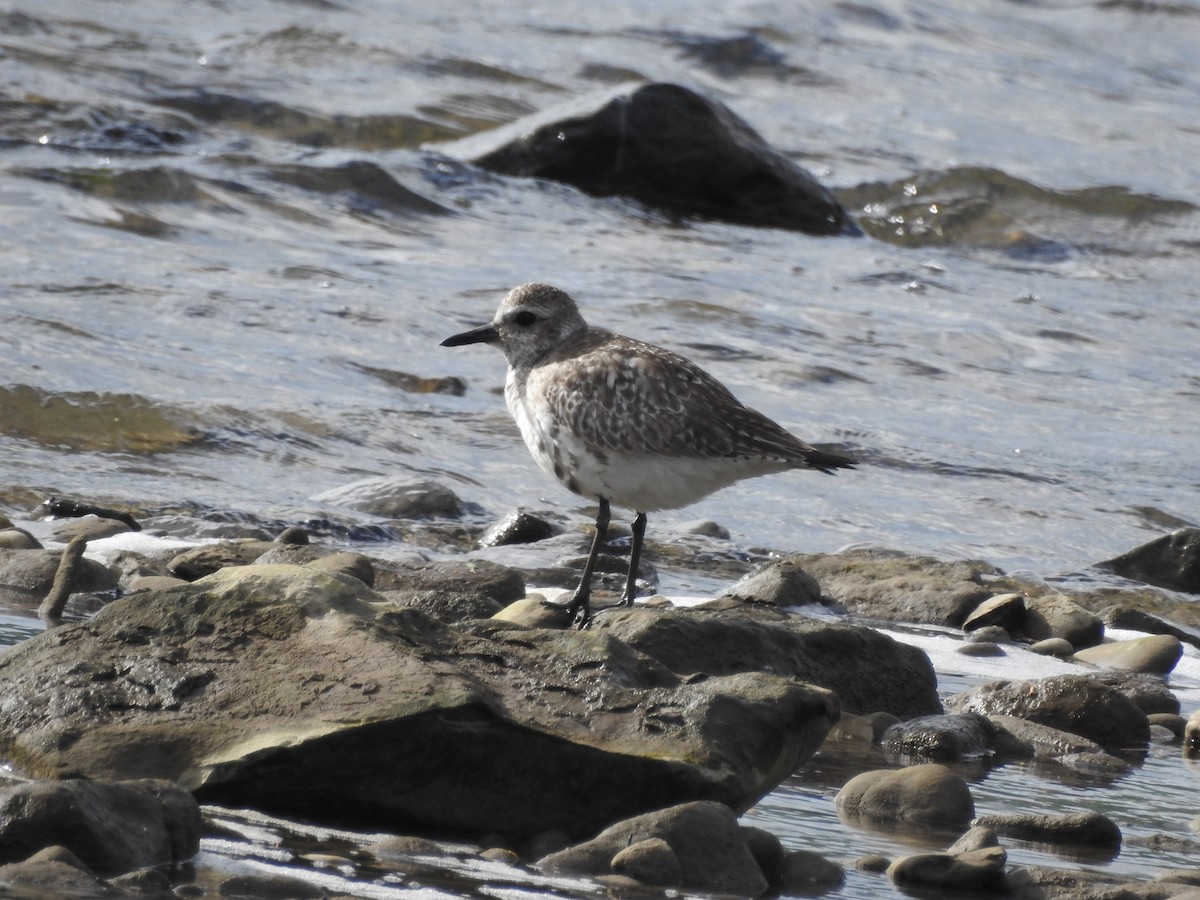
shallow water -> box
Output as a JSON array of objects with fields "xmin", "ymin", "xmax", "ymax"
[{"xmin": 3, "ymin": 0, "xmax": 1200, "ymax": 895}]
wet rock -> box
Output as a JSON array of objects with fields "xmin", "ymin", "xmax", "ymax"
[
  {"xmin": 720, "ymin": 557, "xmax": 823, "ymax": 607},
  {"xmin": 947, "ymin": 674, "xmax": 1150, "ymax": 755},
  {"xmin": 373, "ymin": 558, "xmax": 525, "ymax": 604},
  {"xmin": 461, "ymin": 82, "xmax": 856, "ymax": 235},
  {"xmin": 880, "ymin": 712, "xmax": 995, "ymax": 763},
  {"xmin": 0, "ymin": 547, "xmax": 116, "ymax": 608},
  {"xmin": 974, "ymin": 811, "xmax": 1122, "ymax": 853},
  {"xmin": 50, "ymin": 515, "xmax": 132, "ymax": 542},
  {"xmin": 986, "ymin": 715, "xmax": 1128, "ymax": 771},
  {"xmin": 478, "ymin": 510, "xmax": 556, "ymax": 548},
  {"xmin": 610, "ymin": 837, "xmax": 681, "ymax": 887},
  {"xmin": 382, "ymin": 588, "xmax": 503, "ymax": 623},
  {"xmin": 965, "ymin": 624, "xmax": 1013, "ymax": 644},
  {"xmin": 956, "ymin": 640, "xmax": 1004, "ymax": 657},
  {"xmin": 0, "ymin": 527, "xmax": 41, "ymax": 549},
  {"xmin": 888, "ymin": 846, "xmax": 1006, "ymax": 891},
  {"xmin": 218, "ymin": 872, "xmax": 326, "ymax": 898},
  {"xmin": 167, "ymin": 540, "xmax": 274, "ymax": 580},
  {"xmin": 275, "ymin": 526, "xmax": 310, "ymax": 545},
  {"xmin": 1097, "ymin": 527, "xmax": 1200, "ymax": 594},
  {"xmin": 0, "ymin": 565, "xmax": 837, "ymax": 840},
  {"xmin": 854, "ymin": 854, "xmax": 891, "ymax": 873},
  {"xmin": 835, "ymin": 764, "xmax": 974, "ymax": 832},
  {"xmin": 1073, "ymin": 634, "xmax": 1183, "ymax": 674},
  {"xmin": 1094, "ymin": 671, "xmax": 1180, "ymax": 715},
  {"xmin": 782, "ymin": 549, "xmax": 996, "ymax": 626},
  {"xmin": 780, "ymin": 849, "xmax": 845, "ymax": 895},
  {"xmin": 369, "ymin": 836, "xmax": 445, "ymax": 863},
  {"xmin": 948, "ymin": 825, "xmax": 1000, "ymax": 853},
  {"xmin": 596, "ymin": 605, "xmax": 940, "ymax": 718},
  {"xmin": 1021, "ymin": 593, "xmax": 1104, "ymax": 648},
  {"xmin": 1028, "ymin": 637, "xmax": 1074, "ymax": 657},
  {"xmin": 740, "ymin": 826, "xmax": 785, "ymax": 886},
  {"xmin": 253, "ymin": 545, "xmax": 376, "ymax": 588},
  {"xmin": 1147, "ymin": 712, "xmax": 1187, "ymax": 741},
  {"xmin": 538, "ymin": 801, "xmax": 769, "ymax": 896},
  {"xmin": 1100, "ymin": 605, "xmax": 1200, "ymax": 652},
  {"xmin": 492, "ymin": 596, "xmax": 573, "ymax": 628},
  {"xmin": 962, "ymin": 592, "xmax": 1024, "ymax": 632},
  {"xmin": 0, "ymin": 845, "xmax": 108, "ymax": 897},
  {"xmin": 314, "ymin": 475, "xmax": 464, "ymax": 518},
  {"xmin": 0, "ymin": 779, "xmax": 200, "ymax": 874}
]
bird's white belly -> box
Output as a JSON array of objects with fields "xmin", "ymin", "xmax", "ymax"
[{"xmin": 507, "ymin": 388, "xmax": 785, "ymax": 511}]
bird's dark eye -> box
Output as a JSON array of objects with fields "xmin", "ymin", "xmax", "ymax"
[{"xmin": 513, "ymin": 311, "xmax": 537, "ymax": 327}]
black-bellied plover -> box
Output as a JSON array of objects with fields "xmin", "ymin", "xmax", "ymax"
[{"xmin": 442, "ymin": 282, "xmax": 855, "ymax": 625}]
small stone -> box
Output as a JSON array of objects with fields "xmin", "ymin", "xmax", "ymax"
[
  {"xmin": 947, "ymin": 825, "xmax": 1000, "ymax": 854},
  {"xmin": 480, "ymin": 847, "xmax": 519, "ymax": 864},
  {"xmin": 1028, "ymin": 637, "xmax": 1074, "ymax": 657},
  {"xmin": 779, "ymin": 849, "xmax": 844, "ymax": 894},
  {"xmin": 1022, "ymin": 594, "xmax": 1104, "ymax": 648},
  {"xmin": 369, "ymin": 835, "xmax": 444, "ymax": 861},
  {"xmin": 965, "ymin": 624, "xmax": 1011, "ymax": 644},
  {"xmin": 853, "ymin": 854, "xmax": 891, "ymax": 873},
  {"xmin": 314, "ymin": 476, "xmax": 464, "ymax": 519},
  {"xmin": 275, "ymin": 526, "xmax": 310, "ymax": 545},
  {"xmin": 720, "ymin": 558, "xmax": 823, "ymax": 607},
  {"xmin": 610, "ymin": 837, "xmax": 681, "ymax": 887},
  {"xmin": 478, "ymin": 510, "xmax": 556, "ymax": 548},
  {"xmin": 0, "ymin": 528, "xmax": 41, "ymax": 550},
  {"xmin": 957, "ymin": 640, "xmax": 1005, "ymax": 657},
  {"xmin": 1148, "ymin": 712, "xmax": 1187, "ymax": 741},
  {"xmin": 682, "ymin": 520, "xmax": 731, "ymax": 540},
  {"xmin": 887, "ymin": 846, "xmax": 1006, "ymax": 891},
  {"xmin": 492, "ymin": 597, "xmax": 573, "ymax": 628},
  {"xmin": 962, "ymin": 593, "xmax": 1024, "ymax": 632}
]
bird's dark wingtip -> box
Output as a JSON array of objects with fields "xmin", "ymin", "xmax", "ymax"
[{"xmin": 807, "ymin": 448, "xmax": 858, "ymax": 475}]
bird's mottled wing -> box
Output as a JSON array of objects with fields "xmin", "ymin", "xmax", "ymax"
[{"xmin": 536, "ymin": 334, "xmax": 818, "ymax": 463}]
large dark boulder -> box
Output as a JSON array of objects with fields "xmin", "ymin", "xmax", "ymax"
[
  {"xmin": 458, "ymin": 82, "xmax": 856, "ymax": 235},
  {"xmin": 947, "ymin": 675, "xmax": 1150, "ymax": 756},
  {"xmin": 1097, "ymin": 527, "xmax": 1200, "ymax": 594},
  {"xmin": 0, "ymin": 564, "xmax": 837, "ymax": 841}
]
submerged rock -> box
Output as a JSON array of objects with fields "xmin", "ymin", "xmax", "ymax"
[
  {"xmin": 880, "ymin": 712, "xmax": 995, "ymax": 763},
  {"xmin": 0, "ymin": 564, "xmax": 837, "ymax": 840},
  {"xmin": 538, "ymin": 800, "xmax": 770, "ymax": 896},
  {"xmin": 0, "ymin": 779, "xmax": 200, "ymax": 875},
  {"xmin": 457, "ymin": 82, "xmax": 857, "ymax": 235},
  {"xmin": 974, "ymin": 811, "xmax": 1122, "ymax": 854},
  {"xmin": 835, "ymin": 764, "xmax": 974, "ymax": 832}
]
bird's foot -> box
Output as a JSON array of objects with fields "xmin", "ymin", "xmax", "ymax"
[{"xmin": 541, "ymin": 594, "xmax": 592, "ymax": 629}]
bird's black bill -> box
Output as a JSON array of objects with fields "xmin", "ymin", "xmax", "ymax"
[{"xmin": 441, "ymin": 323, "xmax": 500, "ymax": 347}]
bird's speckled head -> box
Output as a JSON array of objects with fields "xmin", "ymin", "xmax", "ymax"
[{"xmin": 441, "ymin": 283, "xmax": 589, "ymax": 370}]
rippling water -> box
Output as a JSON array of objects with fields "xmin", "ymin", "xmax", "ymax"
[{"xmin": 2, "ymin": 0, "xmax": 1200, "ymax": 895}]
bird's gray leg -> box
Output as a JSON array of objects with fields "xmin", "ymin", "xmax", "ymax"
[
  {"xmin": 618, "ymin": 512, "xmax": 647, "ymax": 607},
  {"xmin": 544, "ymin": 498, "xmax": 610, "ymax": 626}
]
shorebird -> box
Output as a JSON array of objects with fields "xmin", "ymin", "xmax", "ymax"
[{"xmin": 442, "ymin": 283, "xmax": 855, "ymax": 625}]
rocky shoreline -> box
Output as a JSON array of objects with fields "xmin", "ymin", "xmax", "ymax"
[{"xmin": 1, "ymin": 486, "xmax": 1199, "ymax": 899}]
